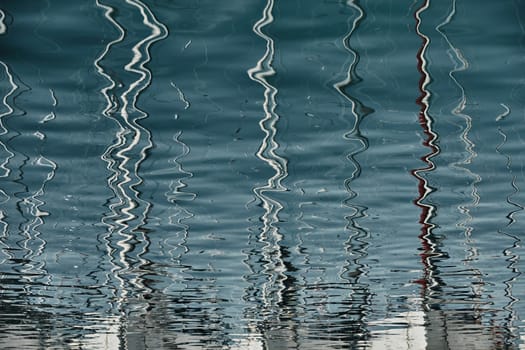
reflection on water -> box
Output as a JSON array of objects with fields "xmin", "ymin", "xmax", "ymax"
[
  {"xmin": 1, "ymin": 0, "xmax": 525, "ymax": 348},
  {"xmin": 246, "ymin": 0, "xmax": 293, "ymax": 344}
]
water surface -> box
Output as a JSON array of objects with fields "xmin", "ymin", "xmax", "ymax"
[{"xmin": 0, "ymin": 0, "xmax": 525, "ymax": 349}]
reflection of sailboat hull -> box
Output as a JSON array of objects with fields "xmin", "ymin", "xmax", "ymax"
[
  {"xmin": 426, "ymin": 308, "xmax": 511, "ymax": 350},
  {"xmin": 367, "ymin": 309, "xmax": 508, "ymax": 350}
]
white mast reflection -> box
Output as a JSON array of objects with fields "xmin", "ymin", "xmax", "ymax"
[
  {"xmin": 94, "ymin": 0, "xmax": 167, "ymax": 344},
  {"xmin": 247, "ymin": 0, "xmax": 290, "ymax": 344}
]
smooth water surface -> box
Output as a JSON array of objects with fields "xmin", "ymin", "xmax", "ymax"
[{"xmin": 1, "ymin": 0, "xmax": 525, "ymax": 349}]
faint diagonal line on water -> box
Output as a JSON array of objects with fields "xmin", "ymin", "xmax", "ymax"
[{"xmin": 247, "ymin": 0, "xmax": 289, "ymax": 317}]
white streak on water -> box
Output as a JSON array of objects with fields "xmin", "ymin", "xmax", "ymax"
[
  {"xmin": 94, "ymin": 0, "xmax": 125, "ymax": 116},
  {"xmin": 495, "ymin": 99, "xmax": 522, "ymax": 339},
  {"xmin": 183, "ymin": 39, "xmax": 192, "ymax": 51},
  {"xmin": 19, "ymin": 155, "xmax": 56, "ymax": 281},
  {"xmin": 49, "ymin": 88, "xmax": 57, "ymax": 107},
  {"xmin": 0, "ymin": 9, "xmax": 6, "ymax": 35},
  {"xmin": 39, "ymin": 90, "xmax": 57, "ymax": 123},
  {"xmin": 334, "ymin": 1, "xmax": 370, "ymax": 287},
  {"xmin": 0, "ymin": 62, "xmax": 16, "ymax": 178},
  {"xmin": 95, "ymin": 0, "xmax": 168, "ymax": 313},
  {"xmin": 116, "ymin": 0, "xmax": 167, "ymax": 295},
  {"xmin": 94, "ymin": 0, "xmax": 129, "ymax": 306},
  {"xmin": 247, "ymin": 0, "xmax": 288, "ymax": 316},
  {"xmin": 166, "ymin": 131, "xmax": 196, "ymax": 203},
  {"xmin": 165, "ymin": 131, "xmax": 193, "ymax": 285},
  {"xmin": 414, "ymin": 0, "xmax": 441, "ymax": 295},
  {"xmin": 118, "ymin": 0, "xmax": 167, "ymax": 223},
  {"xmin": 0, "ymin": 61, "xmax": 16, "ymax": 264},
  {"xmin": 170, "ymin": 81, "xmax": 190, "ymax": 110},
  {"xmin": 496, "ymin": 103, "xmax": 511, "ymax": 121},
  {"xmin": 436, "ymin": 0, "xmax": 481, "ymax": 263}
]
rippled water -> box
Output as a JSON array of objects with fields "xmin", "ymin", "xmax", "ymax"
[{"xmin": 1, "ymin": 0, "xmax": 525, "ymax": 349}]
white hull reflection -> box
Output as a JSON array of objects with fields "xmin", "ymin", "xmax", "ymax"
[
  {"xmin": 367, "ymin": 309, "xmax": 513, "ymax": 350},
  {"xmin": 367, "ymin": 311, "xmax": 427, "ymax": 350}
]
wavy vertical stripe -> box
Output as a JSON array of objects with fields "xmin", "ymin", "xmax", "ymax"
[
  {"xmin": 247, "ymin": 0, "xmax": 289, "ymax": 320},
  {"xmin": 19, "ymin": 155, "xmax": 56, "ymax": 282},
  {"xmin": 0, "ymin": 9, "xmax": 6, "ymax": 35},
  {"xmin": 331, "ymin": 0, "xmax": 372, "ymax": 340},
  {"xmin": 95, "ymin": 0, "xmax": 168, "ymax": 310},
  {"xmin": 0, "ymin": 61, "xmax": 16, "ymax": 264},
  {"xmin": 495, "ymin": 103, "xmax": 522, "ymax": 343},
  {"xmin": 436, "ymin": 1, "xmax": 481, "ymax": 263},
  {"xmin": 0, "ymin": 62, "xmax": 16, "ymax": 179},
  {"xmin": 412, "ymin": 0, "xmax": 441, "ymax": 297}
]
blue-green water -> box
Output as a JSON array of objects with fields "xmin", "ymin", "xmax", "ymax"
[{"xmin": 1, "ymin": 0, "xmax": 525, "ymax": 349}]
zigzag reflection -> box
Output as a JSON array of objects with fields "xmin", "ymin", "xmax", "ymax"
[
  {"xmin": 0, "ymin": 61, "xmax": 18, "ymax": 265},
  {"xmin": 435, "ymin": 0, "xmax": 485, "ymax": 316},
  {"xmin": 0, "ymin": 63, "xmax": 50, "ymax": 277},
  {"xmin": 95, "ymin": 0, "xmax": 167, "ymax": 310},
  {"xmin": 496, "ymin": 109, "xmax": 522, "ymax": 343},
  {"xmin": 436, "ymin": 0, "xmax": 482, "ymax": 266},
  {"xmin": 17, "ymin": 155, "xmax": 56, "ymax": 290},
  {"xmin": 0, "ymin": 59, "xmax": 57, "ymax": 335},
  {"xmin": 0, "ymin": 62, "xmax": 15, "ymax": 180},
  {"xmin": 246, "ymin": 0, "xmax": 290, "ymax": 339},
  {"xmin": 412, "ymin": 0, "xmax": 440, "ymax": 299},
  {"xmin": 334, "ymin": 0, "xmax": 373, "ymax": 343},
  {"xmin": 0, "ymin": 9, "xmax": 6, "ymax": 35},
  {"xmin": 164, "ymin": 129, "xmax": 194, "ymax": 288},
  {"xmin": 412, "ymin": 0, "xmax": 515, "ymax": 347}
]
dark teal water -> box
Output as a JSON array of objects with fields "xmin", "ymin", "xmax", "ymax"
[{"xmin": 0, "ymin": 0, "xmax": 525, "ymax": 349}]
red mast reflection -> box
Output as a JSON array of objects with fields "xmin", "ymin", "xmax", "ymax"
[{"xmin": 411, "ymin": 0, "xmax": 440, "ymax": 292}]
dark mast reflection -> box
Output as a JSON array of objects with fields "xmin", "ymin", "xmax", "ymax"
[
  {"xmin": 413, "ymin": 1, "xmax": 460, "ymax": 347},
  {"xmin": 335, "ymin": 0, "xmax": 373, "ymax": 346},
  {"xmin": 246, "ymin": 0, "xmax": 295, "ymax": 347},
  {"xmin": 412, "ymin": 0, "xmax": 440, "ymax": 298}
]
